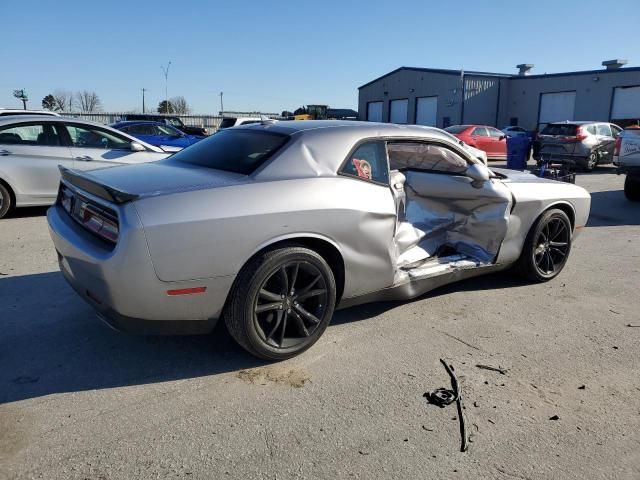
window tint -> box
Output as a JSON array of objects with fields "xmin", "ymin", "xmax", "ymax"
[
  {"xmin": 388, "ymin": 142, "xmax": 468, "ymax": 174},
  {"xmin": 611, "ymin": 125, "xmax": 622, "ymax": 137},
  {"xmin": 219, "ymin": 118, "xmax": 237, "ymax": 129},
  {"xmin": 170, "ymin": 129, "xmax": 288, "ymax": 175},
  {"xmin": 341, "ymin": 142, "xmax": 388, "ymax": 184},
  {"xmin": 157, "ymin": 124, "xmax": 182, "ymax": 136},
  {"xmin": 0, "ymin": 123, "xmax": 63, "ymax": 146},
  {"xmin": 126, "ymin": 124, "xmax": 155, "ymax": 136},
  {"xmin": 444, "ymin": 125, "xmax": 469, "ymax": 134},
  {"xmin": 66, "ymin": 125, "xmax": 131, "ymax": 149},
  {"xmin": 541, "ymin": 124, "xmax": 578, "ymax": 136},
  {"xmin": 167, "ymin": 118, "xmax": 184, "ymax": 128},
  {"xmin": 472, "ymin": 127, "xmax": 488, "ymax": 137},
  {"xmin": 596, "ymin": 124, "xmax": 611, "ymax": 136},
  {"xmin": 488, "ymin": 128, "xmax": 503, "ymax": 138}
]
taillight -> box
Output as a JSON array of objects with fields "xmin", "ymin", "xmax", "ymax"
[
  {"xmin": 78, "ymin": 202, "xmax": 119, "ymax": 243},
  {"xmin": 614, "ymin": 136, "xmax": 622, "ymax": 156},
  {"xmin": 574, "ymin": 127, "xmax": 588, "ymax": 141}
]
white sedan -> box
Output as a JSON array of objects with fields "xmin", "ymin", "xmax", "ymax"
[{"xmin": 0, "ymin": 115, "xmax": 170, "ymax": 218}]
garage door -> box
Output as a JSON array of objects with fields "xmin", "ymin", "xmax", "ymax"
[
  {"xmin": 415, "ymin": 97, "xmax": 437, "ymax": 126},
  {"xmin": 539, "ymin": 91, "xmax": 576, "ymax": 127},
  {"xmin": 367, "ymin": 102, "xmax": 383, "ymax": 122},
  {"xmin": 390, "ymin": 99, "xmax": 409, "ymax": 124},
  {"xmin": 611, "ymin": 85, "xmax": 640, "ymax": 125}
]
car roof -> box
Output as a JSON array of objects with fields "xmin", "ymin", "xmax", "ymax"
[
  {"xmin": 546, "ymin": 121, "xmax": 602, "ymax": 126},
  {"xmin": 112, "ymin": 120, "xmax": 168, "ymax": 127},
  {"xmin": 0, "ymin": 109, "xmax": 60, "ymax": 116},
  {"xmin": 0, "ymin": 115, "xmax": 110, "ymax": 127},
  {"xmin": 238, "ymin": 120, "xmax": 452, "ymax": 137}
]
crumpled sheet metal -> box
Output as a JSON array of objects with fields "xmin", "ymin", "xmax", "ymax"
[{"xmin": 394, "ymin": 170, "xmax": 512, "ymax": 265}]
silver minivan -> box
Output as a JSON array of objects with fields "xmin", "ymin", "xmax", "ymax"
[{"xmin": 535, "ymin": 121, "xmax": 622, "ymax": 171}]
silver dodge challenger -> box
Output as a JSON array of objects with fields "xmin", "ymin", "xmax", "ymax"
[{"xmin": 47, "ymin": 121, "xmax": 591, "ymax": 360}]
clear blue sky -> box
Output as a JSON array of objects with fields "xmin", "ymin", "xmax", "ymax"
[{"xmin": 2, "ymin": 0, "xmax": 638, "ymax": 114}]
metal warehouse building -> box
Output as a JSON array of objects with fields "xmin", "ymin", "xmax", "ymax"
[{"xmin": 358, "ymin": 60, "xmax": 640, "ymax": 130}]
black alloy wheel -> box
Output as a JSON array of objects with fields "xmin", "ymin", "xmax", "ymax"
[
  {"xmin": 585, "ymin": 151, "xmax": 598, "ymax": 171},
  {"xmin": 516, "ymin": 209, "xmax": 572, "ymax": 282},
  {"xmin": 225, "ymin": 246, "xmax": 336, "ymax": 360},
  {"xmin": 0, "ymin": 183, "xmax": 12, "ymax": 219}
]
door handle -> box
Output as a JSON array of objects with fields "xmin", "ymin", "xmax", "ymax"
[
  {"xmin": 0, "ymin": 149, "xmax": 11, "ymax": 156},
  {"xmin": 74, "ymin": 156, "xmax": 93, "ymax": 161}
]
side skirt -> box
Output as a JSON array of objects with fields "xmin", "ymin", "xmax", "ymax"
[{"xmin": 336, "ymin": 263, "xmax": 509, "ymax": 310}]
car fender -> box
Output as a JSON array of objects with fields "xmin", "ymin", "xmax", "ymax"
[{"xmin": 249, "ymin": 231, "xmax": 344, "ymax": 261}]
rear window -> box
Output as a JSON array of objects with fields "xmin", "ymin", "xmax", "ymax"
[
  {"xmin": 219, "ymin": 118, "xmax": 237, "ymax": 129},
  {"xmin": 444, "ymin": 125, "xmax": 469, "ymax": 134},
  {"xmin": 541, "ymin": 124, "xmax": 578, "ymax": 136},
  {"xmin": 170, "ymin": 129, "xmax": 288, "ymax": 175}
]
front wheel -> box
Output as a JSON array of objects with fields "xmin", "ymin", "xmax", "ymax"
[
  {"xmin": 516, "ymin": 209, "xmax": 572, "ymax": 282},
  {"xmin": 624, "ymin": 175, "xmax": 640, "ymax": 201},
  {"xmin": 224, "ymin": 246, "xmax": 336, "ymax": 360}
]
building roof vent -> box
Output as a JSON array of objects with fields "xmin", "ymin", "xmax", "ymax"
[
  {"xmin": 602, "ymin": 59, "xmax": 627, "ymax": 70},
  {"xmin": 516, "ymin": 64, "xmax": 534, "ymax": 76}
]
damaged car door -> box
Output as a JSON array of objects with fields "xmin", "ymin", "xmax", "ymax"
[{"xmin": 387, "ymin": 140, "xmax": 512, "ymax": 281}]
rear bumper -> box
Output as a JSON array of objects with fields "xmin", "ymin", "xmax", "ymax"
[{"xmin": 47, "ymin": 204, "xmax": 235, "ymax": 335}]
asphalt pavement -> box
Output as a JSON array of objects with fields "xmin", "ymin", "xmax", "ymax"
[{"xmin": 1, "ymin": 166, "xmax": 639, "ymax": 479}]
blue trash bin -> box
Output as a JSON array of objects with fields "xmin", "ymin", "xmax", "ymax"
[{"xmin": 506, "ymin": 135, "xmax": 530, "ymax": 170}]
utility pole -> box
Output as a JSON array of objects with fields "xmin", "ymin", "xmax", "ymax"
[
  {"xmin": 141, "ymin": 88, "xmax": 147, "ymax": 113},
  {"xmin": 219, "ymin": 91, "xmax": 224, "ymax": 115},
  {"xmin": 160, "ymin": 61, "xmax": 172, "ymax": 113}
]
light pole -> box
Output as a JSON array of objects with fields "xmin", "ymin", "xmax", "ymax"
[
  {"xmin": 141, "ymin": 88, "xmax": 147, "ymax": 113},
  {"xmin": 219, "ymin": 91, "xmax": 224, "ymax": 115},
  {"xmin": 160, "ymin": 61, "xmax": 172, "ymax": 113},
  {"xmin": 13, "ymin": 89, "xmax": 28, "ymax": 109}
]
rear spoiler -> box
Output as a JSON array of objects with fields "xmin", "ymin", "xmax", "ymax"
[{"xmin": 58, "ymin": 166, "xmax": 139, "ymax": 204}]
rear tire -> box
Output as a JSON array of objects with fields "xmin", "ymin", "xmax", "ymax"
[
  {"xmin": 624, "ymin": 175, "xmax": 640, "ymax": 201},
  {"xmin": 224, "ymin": 246, "xmax": 336, "ymax": 360},
  {"xmin": 0, "ymin": 182, "xmax": 13, "ymax": 219},
  {"xmin": 584, "ymin": 151, "xmax": 598, "ymax": 172},
  {"xmin": 516, "ymin": 209, "xmax": 572, "ymax": 282}
]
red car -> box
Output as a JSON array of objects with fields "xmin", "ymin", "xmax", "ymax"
[{"xmin": 444, "ymin": 125, "xmax": 507, "ymax": 160}]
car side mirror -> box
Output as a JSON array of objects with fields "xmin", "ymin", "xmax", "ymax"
[
  {"xmin": 499, "ymin": 135, "xmax": 506, "ymax": 141},
  {"xmin": 130, "ymin": 141, "xmax": 145, "ymax": 152},
  {"xmin": 466, "ymin": 163, "xmax": 490, "ymax": 187}
]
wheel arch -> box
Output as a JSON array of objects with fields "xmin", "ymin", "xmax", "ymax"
[
  {"xmin": 545, "ymin": 201, "xmax": 576, "ymax": 231},
  {"xmin": 242, "ymin": 234, "xmax": 346, "ymax": 303}
]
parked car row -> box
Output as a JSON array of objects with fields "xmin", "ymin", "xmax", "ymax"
[{"xmin": 0, "ymin": 115, "xmax": 170, "ymax": 218}]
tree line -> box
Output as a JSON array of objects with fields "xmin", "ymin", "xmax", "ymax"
[{"xmin": 41, "ymin": 91, "xmax": 191, "ymax": 114}]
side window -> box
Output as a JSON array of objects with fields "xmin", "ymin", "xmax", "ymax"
[
  {"xmin": 341, "ymin": 141, "xmax": 389, "ymax": 184},
  {"xmin": 0, "ymin": 123, "xmax": 63, "ymax": 146},
  {"xmin": 596, "ymin": 124, "xmax": 611, "ymax": 136},
  {"xmin": 488, "ymin": 128, "xmax": 504, "ymax": 138},
  {"xmin": 471, "ymin": 127, "xmax": 488, "ymax": 137},
  {"xmin": 66, "ymin": 125, "xmax": 131, "ymax": 149},
  {"xmin": 388, "ymin": 142, "xmax": 469, "ymax": 174},
  {"xmin": 610, "ymin": 125, "xmax": 622, "ymax": 137},
  {"xmin": 586, "ymin": 125, "xmax": 597, "ymax": 135}
]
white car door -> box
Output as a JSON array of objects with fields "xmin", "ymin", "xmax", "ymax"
[
  {"xmin": 62, "ymin": 123, "xmax": 165, "ymax": 171},
  {"xmin": 0, "ymin": 121, "xmax": 73, "ymax": 204}
]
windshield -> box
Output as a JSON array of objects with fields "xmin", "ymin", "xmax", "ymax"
[
  {"xmin": 170, "ymin": 129, "xmax": 289, "ymax": 175},
  {"xmin": 444, "ymin": 125, "xmax": 469, "ymax": 134},
  {"xmin": 157, "ymin": 124, "xmax": 182, "ymax": 136}
]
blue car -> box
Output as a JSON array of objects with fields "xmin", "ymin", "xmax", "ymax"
[{"xmin": 110, "ymin": 121, "xmax": 203, "ymax": 150}]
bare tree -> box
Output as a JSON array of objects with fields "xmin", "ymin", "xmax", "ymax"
[
  {"xmin": 53, "ymin": 90, "xmax": 73, "ymax": 112},
  {"xmin": 170, "ymin": 96, "xmax": 191, "ymax": 114},
  {"xmin": 74, "ymin": 90, "xmax": 102, "ymax": 113}
]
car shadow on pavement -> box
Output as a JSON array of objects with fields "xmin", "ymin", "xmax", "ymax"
[
  {"xmin": 0, "ymin": 271, "xmax": 265, "ymax": 405},
  {"xmin": 587, "ymin": 190, "xmax": 640, "ymax": 227},
  {"xmin": 333, "ymin": 271, "xmax": 527, "ymax": 326}
]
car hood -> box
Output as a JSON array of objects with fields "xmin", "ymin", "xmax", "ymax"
[
  {"xmin": 79, "ymin": 160, "xmax": 249, "ymax": 198},
  {"xmin": 491, "ymin": 168, "xmax": 559, "ymax": 184}
]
